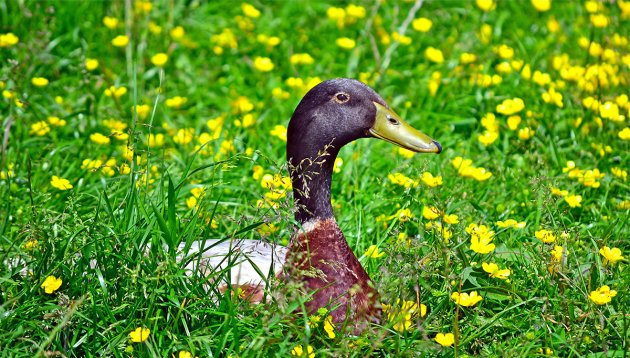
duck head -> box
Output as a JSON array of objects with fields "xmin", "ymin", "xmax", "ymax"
[{"xmin": 287, "ymin": 78, "xmax": 441, "ymax": 223}]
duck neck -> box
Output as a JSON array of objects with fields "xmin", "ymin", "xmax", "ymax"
[{"xmin": 287, "ymin": 145, "xmax": 339, "ymax": 225}]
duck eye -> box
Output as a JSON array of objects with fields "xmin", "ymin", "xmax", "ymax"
[
  {"xmin": 387, "ymin": 116, "xmax": 399, "ymax": 125},
  {"xmin": 333, "ymin": 92, "xmax": 350, "ymax": 104}
]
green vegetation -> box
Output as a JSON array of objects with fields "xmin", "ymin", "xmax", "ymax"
[{"xmin": 1, "ymin": 0, "xmax": 628, "ymax": 356}]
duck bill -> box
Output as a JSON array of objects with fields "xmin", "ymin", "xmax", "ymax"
[{"xmin": 369, "ymin": 102, "xmax": 442, "ymax": 154}]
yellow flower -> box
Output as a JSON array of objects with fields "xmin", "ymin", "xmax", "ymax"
[
  {"xmin": 103, "ymin": 16, "xmax": 119, "ymax": 29},
  {"xmin": 478, "ymin": 130, "xmax": 499, "ymax": 146},
  {"xmin": 365, "ymin": 244, "xmax": 385, "ymax": 259},
  {"xmin": 470, "ymin": 229, "xmax": 495, "ymax": 254},
  {"xmin": 482, "ymin": 262, "xmax": 511, "ymax": 280},
  {"xmin": 599, "ymin": 247, "xmax": 624, "ymax": 265},
  {"xmin": 290, "ymin": 53, "xmax": 315, "ymax": 65},
  {"xmin": 496, "ymin": 219, "xmax": 526, "ymax": 229},
  {"xmin": 477, "ymin": 0, "xmax": 497, "ymax": 12},
  {"xmin": 435, "ymin": 333, "xmax": 455, "ymax": 347},
  {"xmin": 129, "ymin": 327, "xmax": 150, "ymax": 343},
  {"xmin": 422, "ymin": 206, "xmax": 440, "ymax": 220},
  {"xmin": 420, "ymin": 172, "xmax": 442, "ymax": 187},
  {"xmin": 41, "ymin": 275, "xmax": 62, "ymax": 293},
  {"xmin": 425, "ymin": 47, "xmax": 444, "ymax": 63},
  {"xmin": 85, "ymin": 58, "xmax": 99, "ymax": 71},
  {"xmin": 589, "ymin": 286, "xmax": 617, "ymax": 305},
  {"xmin": 48, "ymin": 116, "xmax": 66, "ymax": 127},
  {"xmin": 397, "ymin": 147, "xmax": 416, "ymax": 159},
  {"xmin": 619, "ymin": 127, "xmax": 630, "ymax": 140},
  {"xmin": 495, "ymin": 44, "xmax": 514, "ymax": 59},
  {"xmin": 104, "ymin": 85, "xmax": 127, "ymax": 98},
  {"xmin": 241, "ymin": 3, "xmax": 261, "ymax": 18},
  {"xmin": 496, "ymin": 98, "xmax": 525, "ymax": 115},
  {"xmin": 134, "ymin": 0, "xmax": 152, "ymax": 14},
  {"xmin": 599, "ymin": 101, "xmax": 622, "ymax": 122},
  {"xmin": 0, "ymin": 32, "xmax": 19, "ymax": 47},
  {"xmin": 564, "ymin": 194, "xmax": 582, "ymax": 208},
  {"xmin": 412, "ymin": 17, "xmax": 432, "ymax": 32},
  {"xmin": 547, "ymin": 16, "xmax": 560, "ymax": 32},
  {"xmin": 518, "ymin": 127, "xmax": 535, "ymax": 140},
  {"xmin": 443, "ymin": 214, "xmax": 459, "ymax": 225},
  {"xmin": 111, "ymin": 35, "xmax": 129, "ymax": 47},
  {"xmin": 388, "ymin": 173, "xmax": 418, "ymax": 188},
  {"xmin": 90, "ymin": 133, "xmax": 111, "ymax": 145},
  {"xmin": 178, "ymin": 351, "xmax": 196, "ymax": 358},
  {"xmin": 451, "ymin": 157, "xmax": 492, "ymax": 181},
  {"xmin": 30, "ymin": 121, "xmax": 51, "ymax": 136},
  {"xmin": 611, "ymin": 167, "xmax": 627, "ymax": 181},
  {"xmin": 170, "ymin": 26, "xmax": 185, "ymax": 40},
  {"xmin": 389, "ymin": 208, "xmax": 414, "ymax": 222},
  {"xmin": 578, "ymin": 169, "xmax": 605, "ymax": 188},
  {"xmin": 336, "ymin": 37, "xmax": 356, "ymax": 49},
  {"xmin": 291, "ymin": 345, "xmax": 314, "ymax": 358},
  {"xmin": 150, "ymin": 53, "xmax": 168, "ymax": 67},
  {"xmin": 253, "ymin": 56, "xmax": 274, "ymax": 72},
  {"xmin": 165, "ymin": 96, "xmax": 187, "ymax": 108},
  {"xmin": 133, "ymin": 104, "xmax": 151, "ymax": 119},
  {"xmin": 31, "ymin": 77, "xmax": 49, "ymax": 87},
  {"xmin": 270, "ymin": 125, "xmax": 287, "ymax": 141},
  {"xmin": 542, "ymin": 87, "xmax": 563, "ymax": 108},
  {"xmin": 550, "ymin": 245, "xmax": 564, "ymax": 262},
  {"xmin": 50, "ymin": 176, "xmax": 73, "ymax": 190},
  {"xmin": 173, "ymin": 128, "xmax": 195, "ymax": 145},
  {"xmin": 531, "ymin": 0, "xmax": 551, "ymax": 12},
  {"xmin": 382, "ymin": 299, "xmax": 425, "ymax": 333},
  {"xmin": 323, "ymin": 315, "xmax": 335, "ymax": 338},
  {"xmin": 590, "ymin": 14, "xmax": 609, "ymax": 28},
  {"xmin": 535, "ymin": 229, "xmax": 556, "ymax": 244},
  {"xmin": 451, "ymin": 291, "xmax": 483, "ymax": 307}
]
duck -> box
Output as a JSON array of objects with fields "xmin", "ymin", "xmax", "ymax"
[{"xmin": 179, "ymin": 78, "xmax": 441, "ymax": 332}]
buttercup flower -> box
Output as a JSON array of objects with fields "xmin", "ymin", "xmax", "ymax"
[
  {"xmin": 30, "ymin": 121, "xmax": 51, "ymax": 136},
  {"xmin": 422, "ymin": 206, "xmax": 440, "ymax": 220},
  {"xmin": 85, "ymin": 58, "xmax": 99, "ymax": 71},
  {"xmin": 412, "ymin": 17, "xmax": 432, "ymax": 32},
  {"xmin": 323, "ymin": 315, "xmax": 335, "ymax": 338},
  {"xmin": 241, "ymin": 3, "xmax": 261, "ymax": 18},
  {"xmin": 496, "ymin": 98, "xmax": 525, "ymax": 115},
  {"xmin": 51, "ymin": 176, "xmax": 73, "ymax": 190},
  {"xmin": 0, "ymin": 32, "xmax": 19, "ymax": 47},
  {"xmin": 531, "ymin": 0, "xmax": 551, "ymax": 12},
  {"xmin": 435, "ymin": 333, "xmax": 455, "ymax": 347},
  {"xmin": 129, "ymin": 327, "xmax": 150, "ymax": 343},
  {"xmin": 151, "ymin": 53, "xmax": 168, "ymax": 67},
  {"xmin": 365, "ymin": 244, "xmax": 385, "ymax": 259},
  {"xmin": 291, "ymin": 345, "xmax": 314, "ymax": 358},
  {"xmin": 41, "ymin": 275, "xmax": 62, "ymax": 293},
  {"xmin": 535, "ymin": 229, "xmax": 556, "ymax": 243},
  {"xmin": 336, "ymin": 37, "xmax": 356, "ymax": 49},
  {"xmin": 382, "ymin": 299, "xmax": 426, "ymax": 333},
  {"xmin": 564, "ymin": 194, "xmax": 582, "ymax": 208},
  {"xmin": 253, "ymin": 56, "xmax": 274, "ymax": 72},
  {"xmin": 589, "ymin": 285, "xmax": 617, "ymax": 305},
  {"xmin": 425, "ymin": 47, "xmax": 444, "ymax": 63},
  {"xmin": 496, "ymin": 219, "xmax": 526, "ymax": 229},
  {"xmin": 482, "ymin": 262, "xmax": 511, "ymax": 280},
  {"xmin": 599, "ymin": 246, "xmax": 624, "ymax": 265},
  {"xmin": 111, "ymin": 35, "xmax": 129, "ymax": 47},
  {"xmin": 32, "ymin": 77, "xmax": 49, "ymax": 87},
  {"xmin": 451, "ymin": 291, "xmax": 483, "ymax": 307},
  {"xmin": 421, "ymin": 172, "xmax": 442, "ymax": 187}
]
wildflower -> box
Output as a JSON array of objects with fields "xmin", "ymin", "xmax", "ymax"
[
  {"xmin": 478, "ymin": 130, "xmax": 499, "ymax": 146},
  {"xmin": 495, "ymin": 44, "xmax": 514, "ymax": 59},
  {"xmin": 420, "ymin": 172, "xmax": 442, "ymax": 187},
  {"xmin": 589, "ymin": 286, "xmax": 617, "ymax": 305},
  {"xmin": 422, "ymin": 206, "xmax": 440, "ymax": 220},
  {"xmin": 535, "ymin": 229, "xmax": 556, "ymax": 243},
  {"xmin": 531, "ymin": 0, "xmax": 551, "ymax": 12},
  {"xmin": 389, "ymin": 208, "xmax": 414, "ymax": 222},
  {"xmin": 507, "ymin": 116, "xmax": 521, "ymax": 130},
  {"xmin": 547, "ymin": 16, "xmax": 560, "ymax": 32},
  {"xmin": 336, "ymin": 37, "xmax": 356, "ymax": 49},
  {"xmin": 129, "ymin": 327, "xmax": 150, "ymax": 343},
  {"xmin": 518, "ymin": 127, "xmax": 535, "ymax": 140},
  {"xmin": 619, "ymin": 127, "xmax": 630, "ymax": 140},
  {"xmin": 496, "ymin": 98, "xmax": 525, "ymax": 115},
  {"xmin": 392, "ymin": 32, "xmax": 412, "ymax": 45},
  {"xmin": 481, "ymin": 113, "xmax": 499, "ymax": 132},
  {"xmin": 290, "ymin": 53, "xmax": 314, "ymax": 65},
  {"xmin": 41, "ymin": 275, "xmax": 62, "ymax": 294},
  {"xmin": 382, "ymin": 299, "xmax": 426, "ymax": 333},
  {"xmin": 90, "ymin": 133, "xmax": 111, "ymax": 145},
  {"xmin": 50, "ymin": 176, "xmax": 73, "ymax": 190},
  {"xmin": 103, "ymin": 16, "xmax": 119, "ymax": 29},
  {"xmin": 443, "ymin": 214, "xmax": 459, "ymax": 224},
  {"xmin": 24, "ymin": 239, "xmax": 38, "ymax": 250},
  {"xmin": 177, "ymin": 352, "xmax": 196, "ymax": 358},
  {"xmin": 599, "ymin": 247, "xmax": 624, "ymax": 265},
  {"xmin": 611, "ymin": 168, "xmax": 627, "ymax": 181},
  {"xmin": 496, "ymin": 219, "xmax": 526, "ymax": 229},
  {"xmin": 425, "ymin": 47, "xmax": 444, "ymax": 63},
  {"xmin": 564, "ymin": 194, "xmax": 582, "ymax": 208},
  {"xmin": 165, "ymin": 96, "xmax": 187, "ymax": 108},
  {"xmin": 0, "ymin": 32, "xmax": 19, "ymax": 47},
  {"xmin": 111, "ymin": 35, "xmax": 129, "ymax": 47},
  {"xmin": 469, "ymin": 227, "xmax": 496, "ymax": 254},
  {"xmin": 253, "ymin": 56, "xmax": 274, "ymax": 72},
  {"xmin": 241, "ymin": 3, "xmax": 261, "ymax": 18},
  {"xmin": 435, "ymin": 333, "xmax": 455, "ymax": 347},
  {"xmin": 550, "ymin": 245, "xmax": 564, "ymax": 262},
  {"xmin": 476, "ymin": 0, "xmax": 495, "ymax": 11},
  {"xmin": 270, "ymin": 125, "xmax": 287, "ymax": 141},
  {"xmin": 412, "ymin": 17, "xmax": 432, "ymax": 32},
  {"xmin": 346, "ymin": 4, "xmax": 366, "ymax": 20},
  {"xmin": 590, "ymin": 14, "xmax": 609, "ymax": 28},
  {"xmin": 478, "ymin": 23, "xmax": 492, "ymax": 44},
  {"xmin": 599, "ymin": 101, "xmax": 622, "ymax": 122},
  {"xmin": 291, "ymin": 345, "xmax": 314, "ymax": 358},
  {"xmin": 542, "ymin": 87, "xmax": 563, "ymax": 107},
  {"xmin": 170, "ymin": 26, "xmax": 185, "ymax": 40},
  {"xmin": 451, "ymin": 291, "xmax": 483, "ymax": 307},
  {"xmin": 323, "ymin": 315, "xmax": 335, "ymax": 338},
  {"xmin": 30, "ymin": 121, "xmax": 51, "ymax": 136},
  {"xmin": 133, "ymin": 104, "xmax": 151, "ymax": 119},
  {"xmin": 365, "ymin": 244, "xmax": 385, "ymax": 259},
  {"xmin": 388, "ymin": 172, "xmax": 418, "ymax": 188},
  {"xmin": 48, "ymin": 116, "xmax": 66, "ymax": 127},
  {"xmin": 578, "ymin": 169, "xmax": 605, "ymax": 188},
  {"xmin": 85, "ymin": 58, "xmax": 99, "ymax": 71},
  {"xmin": 451, "ymin": 157, "xmax": 493, "ymax": 181},
  {"xmin": 150, "ymin": 53, "xmax": 168, "ymax": 67},
  {"xmin": 31, "ymin": 77, "xmax": 49, "ymax": 87},
  {"xmin": 173, "ymin": 128, "xmax": 194, "ymax": 145},
  {"xmin": 482, "ymin": 262, "xmax": 511, "ymax": 280},
  {"xmin": 104, "ymin": 85, "xmax": 127, "ymax": 98}
]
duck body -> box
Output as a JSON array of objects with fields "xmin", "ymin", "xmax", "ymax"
[{"xmin": 182, "ymin": 78, "xmax": 440, "ymax": 331}]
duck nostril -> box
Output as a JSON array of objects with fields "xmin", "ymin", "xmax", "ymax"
[{"xmin": 387, "ymin": 117, "xmax": 399, "ymax": 125}]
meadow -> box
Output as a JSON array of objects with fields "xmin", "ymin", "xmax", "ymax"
[{"xmin": 0, "ymin": 0, "xmax": 628, "ymax": 356}]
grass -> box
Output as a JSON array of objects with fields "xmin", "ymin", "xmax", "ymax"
[{"xmin": 0, "ymin": 0, "xmax": 628, "ymax": 356}]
